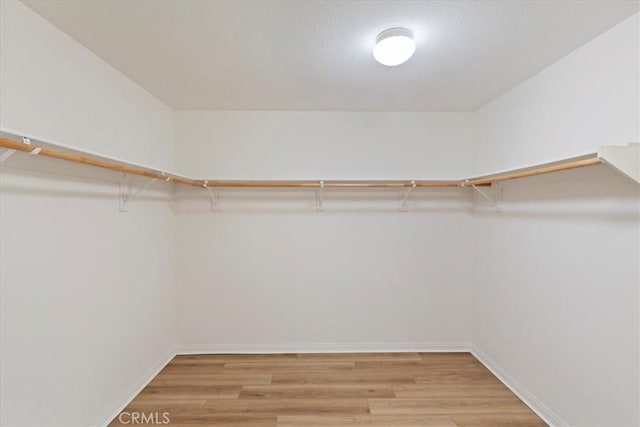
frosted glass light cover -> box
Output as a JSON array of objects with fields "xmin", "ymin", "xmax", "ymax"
[{"xmin": 374, "ymin": 28, "xmax": 415, "ymax": 66}]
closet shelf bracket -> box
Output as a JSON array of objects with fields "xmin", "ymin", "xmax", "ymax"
[
  {"xmin": 469, "ymin": 181, "xmax": 502, "ymax": 212},
  {"xmin": 204, "ymin": 181, "xmax": 219, "ymax": 211},
  {"xmin": 119, "ymin": 174, "xmax": 161, "ymax": 212},
  {"xmin": 316, "ymin": 180, "xmax": 325, "ymax": 212},
  {"xmin": 400, "ymin": 180, "xmax": 416, "ymax": 212}
]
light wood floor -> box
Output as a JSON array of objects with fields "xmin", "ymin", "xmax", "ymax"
[{"xmin": 109, "ymin": 352, "xmax": 546, "ymax": 426}]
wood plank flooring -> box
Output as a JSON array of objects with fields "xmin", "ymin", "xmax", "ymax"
[{"xmin": 109, "ymin": 352, "xmax": 546, "ymax": 426}]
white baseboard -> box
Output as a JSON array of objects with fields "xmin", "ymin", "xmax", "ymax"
[
  {"xmin": 96, "ymin": 346, "xmax": 176, "ymax": 427},
  {"xmin": 471, "ymin": 344, "xmax": 567, "ymax": 427},
  {"xmin": 177, "ymin": 341, "xmax": 471, "ymax": 354}
]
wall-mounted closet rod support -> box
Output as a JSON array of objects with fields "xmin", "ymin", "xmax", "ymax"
[
  {"xmin": 123, "ymin": 177, "xmax": 159, "ymax": 205},
  {"xmin": 400, "ymin": 180, "xmax": 416, "ymax": 212},
  {"xmin": 470, "ymin": 183, "xmax": 501, "ymax": 212},
  {"xmin": 119, "ymin": 175, "xmax": 129, "ymax": 212},
  {"xmin": 316, "ymin": 180, "xmax": 324, "ymax": 212},
  {"xmin": 470, "ymin": 184, "xmax": 495, "ymax": 205},
  {"xmin": 203, "ymin": 181, "xmax": 219, "ymax": 211}
]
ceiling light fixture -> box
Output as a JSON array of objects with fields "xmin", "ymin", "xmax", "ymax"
[{"xmin": 373, "ymin": 27, "xmax": 415, "ymax": 66}]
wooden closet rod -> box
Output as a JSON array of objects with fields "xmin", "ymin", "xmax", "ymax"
[
  {"xmin": 1, "ymin": 135, "xmax": 603, "ymax": 188},
  {"xmin": 0, "ymin": 136, "xmax": 462, "ymax": 188},
  {"xmin": 464, "ymin": 155, "xmax": 602, "ymax": 186},
  {"xmin": 0, "ymin": 137, "xmax": 203, "ymax": 187},
  {"xmin": 206, "ymin": 180, "xmax": 462, "ymax": 188}
]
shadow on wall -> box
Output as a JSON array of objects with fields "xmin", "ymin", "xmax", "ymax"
[
  {"xmin": 472, "ymin": 164, "xmax": 639, "ymax": 222},
  {"xmin": 0, "ymin": 154, "xmax": 172, "ymax": 203},
  {"xmin": 173, "ymin": 187, "xmax": 474, "ymax": 214}
]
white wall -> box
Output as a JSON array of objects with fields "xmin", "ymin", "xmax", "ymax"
[
  {"xmin": 475, "ymin": 13, "xmax": 639, "ymax": 176},
  {"xmin": 175, "ymin": 111, "xmax": 473, "ymax": 179},
  {"xmin": 473, "ymin": 13, "xmax": 640, "ymax": 427},
  {"xmin": 174, "ymin": 111, "xmax": 475, "ymax": 352},
  {"xmin": 0, "ymin": 2, "xmax": 176, "ymax": 426},
  {"xmin": 0, "ymin": 1, "xmax": 174, "ymax": 170}
]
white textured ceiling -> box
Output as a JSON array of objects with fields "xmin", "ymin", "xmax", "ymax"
[{"xmin": 23, "ymin": 0, "xmax": 639, "ymax": 111}]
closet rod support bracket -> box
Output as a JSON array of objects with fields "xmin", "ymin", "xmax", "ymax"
[
  {"xmin": 316, "ymin": 180, "xmax": 325, "ymax": 212},
  {"xmin": 470, "ymin": 181, "xmax": 502, "ymax": 212},
  {"xmin": 119, "ymin": 175, "xmax": 160, "ymax": 212},
  {"xmin": 204, "ymin": 181, "xmax": 219, "ymax": 211},
  {"xmin": 119, "ymin": 174, "xmax": 129, "ymax": 212},
  {"xmin": 400, "ymin": 180, "xmax": 416, "ymax": 212}
]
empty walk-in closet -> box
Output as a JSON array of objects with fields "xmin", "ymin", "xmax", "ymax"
[{"xmin": 0, "ymin": 1, "xmax": 638, "ymax": 426}]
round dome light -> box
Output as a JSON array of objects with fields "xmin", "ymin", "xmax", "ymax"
[{"xmin": 373, "ymin": 27, "xmax": 415, "ymax": 66}]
